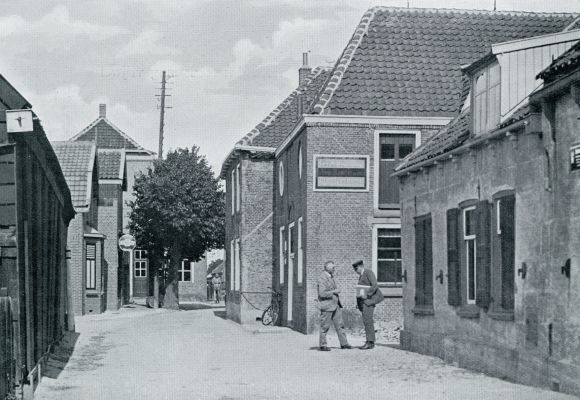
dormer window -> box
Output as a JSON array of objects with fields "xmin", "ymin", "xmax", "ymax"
[{"xmin": 473, "ymin": 62, "xmax": 500, "ymax": 135}]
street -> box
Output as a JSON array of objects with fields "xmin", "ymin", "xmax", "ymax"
[{"xmin": 35, "ymin": 303, "xmax": 577, "ymax": 400}]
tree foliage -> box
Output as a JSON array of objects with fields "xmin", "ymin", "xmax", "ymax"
[{"xmin": 129, "ymin": 146, "xmax": 224, "ymax": 308}]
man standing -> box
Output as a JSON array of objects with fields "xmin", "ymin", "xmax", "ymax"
[
  {"xmin": 353, "ymin": 260, "xmax": 384, "ymax": 350},
  {"xmin": 211, "ymin": 273, "xmax": 222, "ymax": 304},
  {"xmin": 318, "ymin": 261, "xmax": 352, "ymax": 351}
]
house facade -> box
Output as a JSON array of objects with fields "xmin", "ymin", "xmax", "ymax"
[
  {"xmin": 178, "ymin": 257, "xmax": 208, "ymax": 301},
  {"xmin": 394, "ymin": 32, "xmax": 580, "ymax": 396},
  {"xmin": 52, "ymin": 141, "xmax": 106, "ymax": 315},
  {"xmin": 221, "ymin": 57, "xmax": 330, "ymax": 324},
  {"xmin": 271, "ymin": 7, "xmax": 578, "ymax": 334},
  {"xmin": 69, "ymin": 104, "xmax": 156, "ymax": 301},
  {"xmin": 0, "ymin": 75, "xmax": 75, "ymax": 399}
]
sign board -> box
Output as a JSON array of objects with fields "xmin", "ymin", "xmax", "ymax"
[
  {"xmin": 6, "ymin": 110, "xmax": 34, "ymax": 133},
  {"xmin": 314, "ymin": 155, "xmax": 368, "ymax": 190},
  {"xmin": 118, "ymin": 234, "xmax": 136, "ymax": 252}
]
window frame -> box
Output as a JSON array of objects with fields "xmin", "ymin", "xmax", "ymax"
[
  {"xmin": 312, "ymin": 154, "xmax": 370, "ymax": 192},
  {"xmin": 179, "ymin": 260, "xmax": 193, "ymax": 282},
  {"xmin": 85, "ymin": 243, "xmax": 96, "ymax": 290},
  {"xmin": 279, "ymin": 161, "xmax": 285, "ymax": 196},
  {"xmin": 230, "ymin": 240, "xmax": 235, "ymax": 290},
  {"xmin": 372, "ymin": 224, "xmax": 402, "ymax": 287},
  {"xmin": 298, "ymin": 142, "xmax": 303, "ymax": 180},
  {"xmin": 234, "ymin": 239, "xmax": 240, "ymax": 291},
  {"xmin": 463, "ymin": 205, "xmax": 477, "ymax": 305},
  {"xmin": 231, "ymin": 169, "xmax": 235, "ymax": 215},
  {"xmin": 279, "ymin": 226, "xmax": 285, "ymax": 284},
  {"xmin": 236, "ymin": 163, "xmax": 241, "ymax": 212},
  {"xmin": 297, "ymin": 217, "xmax": 303, "ymax": 285}
]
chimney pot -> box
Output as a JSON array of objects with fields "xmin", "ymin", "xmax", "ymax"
[
  {"xmin": 99, "ymin": 104, "xmax": 106, "ymax": 118},
  {"xmin": 302, "ymin": 52, "xmax": 309, "ymax": 67},
  {"xmin": 298, "ymin": 52, "xmax": 312, "ymax": 87}
]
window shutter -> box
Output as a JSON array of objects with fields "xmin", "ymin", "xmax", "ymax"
[
  {"xmin": 476, "ymin": 200, "xmax": 491, "ymax": 308},
  {"xmin": 446, "ymin": 208, "xmax": 461, "ymax": 306},
  {"xmin": 500, "ymin": 195, "xmax": 515, "ymax": 310},
  {"xmin": 414, "ymin": 218, "xmax": 425, "ymax": 307},
  {"xmin": 424, "ymin": 217, "xmax": 433, "ymax": 306}
]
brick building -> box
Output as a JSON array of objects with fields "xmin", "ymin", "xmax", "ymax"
[
  {"xmin": 178, "ymin": 257, "xmax": 208, "ymax": 301},
  {"xmin": 0, "ymin": 75, "xmax": 75, "ymax": 399},
  {"xmin": 69, "ymin": 105, "xmax": 155, "ymax": 301},
  {"xmin": 52, "ymin": 141, "xmax": 106, "ymax": 315},
  {"xmin": 221, "ymin": 57, "xmax": 330, "ymax": 323},
  {"xmin": 394, "ymin": 32, "xmax": 580, "ymax": 396},
  {"xmin": 270, "ymin": 7, "xmax": 579, "ymax": 334}
]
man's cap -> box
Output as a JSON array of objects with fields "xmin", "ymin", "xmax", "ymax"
[{"xmin": 352, "ymin": 260, "xmax": 364, "ymax": 268}]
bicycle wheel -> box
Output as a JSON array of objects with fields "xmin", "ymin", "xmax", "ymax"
[
  {"xmin": 261, "ymin": 306, "xmax": 273, "ymax": 326},
  {"xmin": 270, "ymin": 300, "xmax": 280, "ymax": 325}
]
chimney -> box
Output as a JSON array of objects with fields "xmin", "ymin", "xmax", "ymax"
[
  {"xmin": 99, "ymin": 104, "xmax": 106, "ymax": 118},
  {"xmin": 298, "ymin": 52, "xmax": 311, "ymax": 86}
]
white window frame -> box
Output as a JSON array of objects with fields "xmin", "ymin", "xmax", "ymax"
[
  {"xmin": 373, "ymin": 130, "xmax": 421, "ymax": 213},
  {"xmin": 234, "ymin": 239, "xmax": 240, "ymax": 291},
  {"xmin": 312, "ymin": 154, "xmax": 370, "ymax": 192},
  {"xmin": 179, "ymin": 260, "xmax": 193, "ymax": 282},
  {"xmin": 371, "ymin": 224, "xmax": 401, "ymax": 285},
  {"xmin": 279, "ymin": 226, "xmax": 285, "ymax": 284},
  {"xmin": 236, "ymin": 164, "xmax": 241, "ymax": 212},
  {"xmin": 134, "ymin": 260, "xmax": 148, "ymax": 278},
  {"xmin": 231, "ymin": 169, "xmax": 235, "ymax": 215},
  {"xmin": 463, "ymin": 206, "xmax": 477, "ymax": 305},
  {"xmin": 279, "ymin": 161, "xmax": 285, "ymax": 196},
  {"xmin": 86, "ymin": 243, "xmax": 96, "ymax": 290},
  {"xmin": 298, "ymin": 142, "xmax": 303, "ymax": 179},
  {"xmin": 230, "ymin": 240, "xmax": 235, "ymax": 290},
  {"xmin": 297, "ymin": 217, "xmax": 303, "ymax": 284}
]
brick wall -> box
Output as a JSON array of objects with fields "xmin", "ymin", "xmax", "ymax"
[
  {"xmin": 67, "ymin": 214, "xmax": 85, "ymax": 315},
  {"xmin": 179, "ymin": 258, "xmax": 207, "ymax": 301},
  {"xmin": 273, "ymin": 122, "xmax": 442, "ymax": 334},
  {"xmin": 123, "ymin": 156, "xmax": 154, "ymax": 232},
  {"xmin": 398, "ymin": 94, "xmax": 580, "ymax": 396},
  {"xmin": 98, "ymin": 183, "xmax": 122, "ymax": 311}
]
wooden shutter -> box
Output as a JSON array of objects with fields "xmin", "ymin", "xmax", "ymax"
[
  {"xmin": 446, "ymin": 208, "xmax": 461, "ymax": 306},
  {"xmin": 476, "ymin": 200, "xmax": 491, "ymax": 308},
  {"xmin": 500, "ymin": 195, "xmax": 515, "ymax": 310},
  {"xmin": 414, "ymin": 218, "xmax": 425, "ymax": 306},
  {"xmin": 424, "ymin": 217, "xmax": 433, "ymax": 306}
]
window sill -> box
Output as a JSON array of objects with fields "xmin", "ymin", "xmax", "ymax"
[
  {"xmin": 86, "ymin": 291, "xmax": 101, "ymax": 298},
  {"xmin": 457, "ymin": 305, "xmax": 480, "ymax": 319},
  {"xmin": 379, "ymin": 285, "xmax": 402, "ymax": 297},
  {"xmin": 412, "ymin": 306, "xmax": 434, "ymax": 316},
  {"xmin": 488, "ymin": 309, "xmax": 514, "ymax": 321}
]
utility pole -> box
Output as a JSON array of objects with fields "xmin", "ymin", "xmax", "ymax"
[{"xmin": 158, "ymin": 70, "xmax": 167, "ymax": 159}]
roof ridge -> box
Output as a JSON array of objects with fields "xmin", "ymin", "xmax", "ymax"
[
  {"xmin": 238, "ymin": 66, "xmax": 330, "ymax": 146},
  {"xmin": 368, "ymin": 6, "xmax": 578, "ymax": 17},
  {"xmin": 312, "ymin": 7, "xmax": 378, "ymax": 114}
]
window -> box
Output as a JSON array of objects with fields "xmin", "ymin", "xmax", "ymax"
[
  {"xmin": 473, "ymin": 62, "xmax": 500, "ymax": 135},
  {"xmin": 230, "ymin": 240, "xmax": 235, "ymax": 290},
  {"xmin": 236, "ymin": 164, "xmax": 241, "ymax": 212},
  {"xmin": 234, "ymin": 239, "xmax": 240, "ymax": 290},
  {"xmin": 297, "ymin": 217, "xmax": 303, "ymax": 284},
  {"xmin": 376, "ymin": 229, "xmax": 402, "ymax": 285},
  {"xmin": 377, "ymin": 133, "xmax": 417, "ymax": 209},
  {"xmin": 414, "ymin": 215, "xmax": 433, "ymax": 310},
  {"xmin": 463, "ymin": 206, "xmax": 477, "ymax": 304},
  {"xmin": 134, "ymin": 249, "xmax": 148, "ymax": 278},
  {"xmin": 298, "ymin": 143, "xmax": 303, "ymax": 179},
  {"xmin": 279, "ymin": 226, "xmax": 285, "ymax": 284},
  {"xmin": 494, "ymin": 194, "xmax": 515, "ymax": 311},
  {"xmin": 279, "ymin": 161, "xmax": 285, "ymax": 196},
  {"xmin": 86, "ymin": 243, "xmax": 96, "ymax": 290},
  {"xmin": 179, "ymin": 260, "xmax": 192, "ymax": 282},
  {"xmin": 313, "ymin": 155, "xmax": 369, "ymax": 191},
  {"xmin": 231, "ymin": 169, "xmax": 235, "ymax": 215}
]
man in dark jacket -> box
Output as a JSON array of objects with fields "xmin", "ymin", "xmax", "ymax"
[
  {"xmin": 317, "ymin": 261, "xmax": 352, "ymax": 351},
  {"xmin": 353, "ymin": 260, "xmax": 384, "ymax": 349}
]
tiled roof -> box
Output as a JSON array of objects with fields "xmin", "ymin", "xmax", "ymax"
[
  {"xmin": 537, "ymin": 40, "xmax": 580, "ymax": 82},
  {"xmin": 396, "ymin": 110, "xmax": 470, "ymax": 171},
  {"xmin": 98, "ymin": 149, "xmax": 125, "ymax": 180},
  {"xmin": 51, "ymin": 141, "xmax": 96, "ymax": 211},
  {"xmin": 239, "ymin": 67, "xmax": 332, "ymax": 147},
  {"xmin": 312, "ymin": 7, "xmax": 577, "ymax": 116},
  {"xmin": 71, "ymin": 118, "xmax": 154, "ymax": 155}
]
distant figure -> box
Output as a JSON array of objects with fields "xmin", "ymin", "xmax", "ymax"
[
  {"xmin": 353, "ymin": 260, "xmax": 384, "ymax": 350},
  {"xmin": 211, "ymin": 274, "xmax": 222, "ymax": 303},
  {"xmin": 317, "ymin": 261, "xmax": 352, "ymax": 351}
]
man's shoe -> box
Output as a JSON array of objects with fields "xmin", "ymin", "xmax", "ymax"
[
  {"xmin": 359, "ymin": 342, "xmax": 375, "ymax": 350},
  {"xmin": 341, "ymin": 344, "xmax": 353, "ymax": 349},
  {"xmin": 319, "ymin": 346, "xmax": 331, "ymax": 351}
]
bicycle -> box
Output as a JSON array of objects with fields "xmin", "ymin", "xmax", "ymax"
[{"xmin": 261, "ymin": 287, "xmax": 282, "ymax": 326}]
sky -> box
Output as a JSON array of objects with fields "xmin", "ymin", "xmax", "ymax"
[{"xmin": 2, "ymin": 0, "xmax": 580, "ymax": 177}]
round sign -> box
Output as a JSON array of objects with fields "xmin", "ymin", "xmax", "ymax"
[{"xmin": 118, "ymin": 234, "xmax": 136, "ymax": 252}]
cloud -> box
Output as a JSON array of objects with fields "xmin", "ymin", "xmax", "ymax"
[{"xmin": 119, "ymin": 30, "xmax": 181, "ymax": 57}]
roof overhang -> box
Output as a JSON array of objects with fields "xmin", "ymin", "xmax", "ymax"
[
  {"xmin": 531, "ymin": 69, "xmax": 580, "ymax": 103},
  {"xmin": 492, "ymin": 28, "xmax": 580, "ymax": 55},
  {"xmin": 219, "ymin": 145, "xmax": 276, "ymax": 179}
]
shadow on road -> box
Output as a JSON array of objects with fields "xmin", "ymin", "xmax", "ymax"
[
  {"xmin": 213, "ymin": 310, "xmax": 227, "ymax": 320},
  {"xmin": 180, "ymin": 303, "xmax": 225, "ymax": 311},
  {"xmin": 43, "ymin": 331, "xmax": 80, "ymax": 379}
]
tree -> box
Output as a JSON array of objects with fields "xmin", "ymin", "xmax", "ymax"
[{"xmin": 129, "ymin": 146, "xmax": 224, "ymax": 309}]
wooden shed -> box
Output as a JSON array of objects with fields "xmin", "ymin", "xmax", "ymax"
[{"xmin": 0, "ymin": 74, "xmax": 75, "ymax": 398}]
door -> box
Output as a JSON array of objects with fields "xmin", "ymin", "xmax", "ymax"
[
  {"xmin": 378, "ymin": 133, "xmax": 416, "ymax": 209},
  {"xmin": 287, "ymin": 223, "xmax": 295, "ymax": 323}
]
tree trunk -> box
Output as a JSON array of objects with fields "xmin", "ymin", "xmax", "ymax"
[{"xmin": 162, "ymin": 245, "xmax": 181, "ymax": 310}]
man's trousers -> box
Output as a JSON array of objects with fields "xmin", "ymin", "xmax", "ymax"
[
  {"xmin": 361, "ymin": 304, "xmax": 375, "ymax": 343},
  {"xmin": 319, "ymin": 307, "xmax": 348, "ymax": 347}
]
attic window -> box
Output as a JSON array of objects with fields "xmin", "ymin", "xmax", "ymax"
[{"xmin": 473, "ymin": 62, "xmax": 500, "ymax": 135}]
